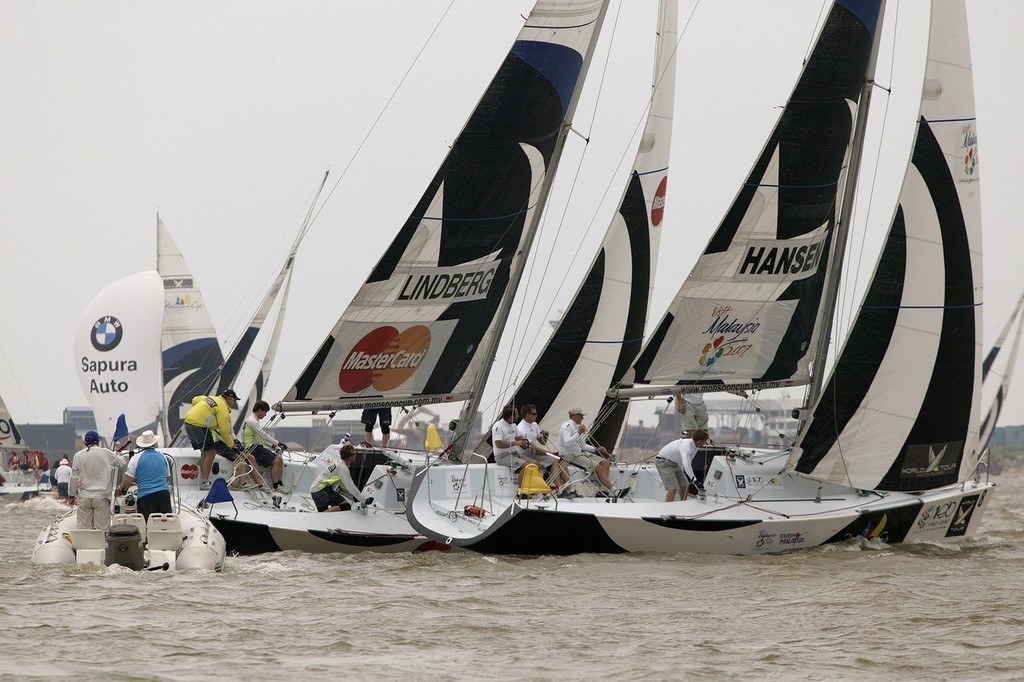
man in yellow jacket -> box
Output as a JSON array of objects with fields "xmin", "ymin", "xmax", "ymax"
[{"xmin": 184, "ymin": 388, "xmax": 263, "ymax": 490}]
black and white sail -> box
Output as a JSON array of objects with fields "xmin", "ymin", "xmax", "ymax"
[
  {"xmin": 791, "ymin": 0, "xmax": 983, "ymax": 491},
  {"xmin": 158, "ymin": 216, "xmax": 225, "ymax": 440},
  {"xmin": 504, "ymin": 0, "xmax": 677, "ymax": 445},
  {"xmin": 279, "ymin": 1, "xmax": 610, "ymax": 420},
  {"xmin": 614, "ymin": 0, "xmax": 883, "ymax": 397}
]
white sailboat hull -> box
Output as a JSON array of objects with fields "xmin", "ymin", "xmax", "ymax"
[
  {"xmin": 168, "ymin": 446, "xmax": 447, "ymax": 555},
  {"xmin": 405, "ymin": 451, "xmax": 995, "ymax": 555}
]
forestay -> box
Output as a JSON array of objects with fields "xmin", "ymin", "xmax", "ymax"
[
  {"xmin": 791, "ymin": 1, "xmax": 983, "ymax": 491},
  {"xmin": 280, "ymin": 0, "xmax": 610, "ymax": 414},
  {"xmin": 616, "ymin": 0, "xmax": 883, "ymax": 397}
]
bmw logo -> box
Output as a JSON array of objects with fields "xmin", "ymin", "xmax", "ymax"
[{"xmin": 91, "ymin": 315, "xmax": 123, "ymax": 352}]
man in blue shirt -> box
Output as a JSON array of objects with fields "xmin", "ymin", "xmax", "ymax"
[{"xmin": 117, "ymin": 430, "xmax": 172, "ymax": 521}]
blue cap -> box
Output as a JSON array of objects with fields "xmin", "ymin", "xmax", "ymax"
[{"xmin": 84, "ymin": 430, "xmax": 101, "ymax": 445}]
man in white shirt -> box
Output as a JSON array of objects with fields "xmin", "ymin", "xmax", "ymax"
[
  {"xmin": 558, "ymin": 407, "xmax": 616, "ymax": 495},
  {"xmin": 492, "ymin": 405, "xmax": 527, "ymax": 475},
  {"xmin": 676, "ymin": 392, "xmax": 709, "ymax": 436},
  {"xmin": 516, "ymin": 404, "xmax": 572, "ymax": 495},
  {"xmin": 655, "ymin": 429, "xmax": 710, "ymax": 501},
  {"xmin": 69, "ymin": 430, "xmax": 117, "ymax": 529}
]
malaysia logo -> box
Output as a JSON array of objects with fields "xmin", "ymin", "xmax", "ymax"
[
  {"xmin": 700, "ymin": 336, "xmax": 725, "ymax": 367},
  {"xmin": 91, "ymin": 316, "xmax": 123, "ymax": 352},
  {"xmin": 650, "ymin": 176, "xmax": 668, "ymax": 227},
  {"xmin": 338, "ymin": 325, "xmax": 431, "ymax": 393},
  {"xmin": 962, "ymin": 123, "xmax": 978, "ymax": 176}
]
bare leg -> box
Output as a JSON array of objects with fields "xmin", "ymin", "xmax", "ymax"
[
  {"xmin": 363, "ymin": 427, "xmax": 373, "ymax": 446},
  {"xmin": 381, "ymin": 431, "xmax": 390, "ymax": 448},
  {"xmin": 271, "ymin": 456, "xmax": 283, "ymax": 486},
  {"xmin": 665, "ymin": 489, "xmax": 678, "ymax": 502},
  {"xmin": 596, "ymin": 460, "xmax": 614, "ymax": 489},
  {"xmin": 199, "ymin": 449, "xmax": 215, "ymax": 481}
]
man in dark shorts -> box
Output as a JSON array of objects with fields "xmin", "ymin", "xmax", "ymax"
[{"xmin": 360, "ymin": 407, "xmax": 393, "ymax": 448}]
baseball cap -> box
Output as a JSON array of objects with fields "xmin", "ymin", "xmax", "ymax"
[{"xmin": 221, "ymin": 389, "xmax": 241, "ymax": 401}]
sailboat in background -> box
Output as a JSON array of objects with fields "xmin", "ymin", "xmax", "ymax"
[
  {"xmin": 407, "ymin": 0, "xmax": 997, "ymax": 555},
  {"xmin": 980, "ymin": 291, "xmax": 1024, "ymax": 450},
  {"xmin": 158, "ymin": 215, "xmax": 225, "ymax": 444},
  {"xmin": 0, "ymin": 390, "xmax": 43, "ymax": 500},
  {"xmin": 76, "ymin": 211, "xmax": 303, "ymax": 445}
]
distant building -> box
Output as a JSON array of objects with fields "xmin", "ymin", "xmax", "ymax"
[{"xmin": 17, "ymin": 423, "xmax": 77, "ymax": 456}]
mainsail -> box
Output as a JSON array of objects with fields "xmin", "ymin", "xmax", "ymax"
[
  {"xmin": 791, "ymin": 0, "xmax": 983, "ymax": 491},
  {"xmin": 979, "ymin": 292, "xmax": 1023, "ymax": 449},
  {"xmin": 616, "ymin": 0, "xmax": 883, "ymax": 397},
  {"xmin": 280, "ymin": 1, "xmax": 611, "ymax": 435},
  {"xmin": 74, "ymin": 270, "xmax": 164, "ymax": 438},
  {"xmin": 158, "ymin": 216, "xmax": 224, "ymax": 442},
  {"xmin": 505, "ymin": 0, "xmax": 677, "ymax": 447}
]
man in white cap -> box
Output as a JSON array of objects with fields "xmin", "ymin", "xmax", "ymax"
[
  {"xmin": 70, "ymin": 430, "xmax": 117, "ymax": 529},
  {"xmin": 557, "ymin": 407, "xmax": 617, "ymax": 495},
  {"xmin": 54, "ymin": 457, "xmax": 73, "ymax": 501},
  {"xmin": 118, "ymin": 430, "xmax": 172, "ymax": 521}
]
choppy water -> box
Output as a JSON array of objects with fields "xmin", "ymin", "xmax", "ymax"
[{"xmin": 1, "ymin": 471, "xmax": 1021, "ymax": 681}]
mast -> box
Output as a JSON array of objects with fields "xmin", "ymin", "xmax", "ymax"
[
  {"xmin": 453, "ymin": 0, "xmax": 613, "ymax": 453},
  {"xmin": 804, "ymin": 0, "xmax": 888, "ymax": 414}
]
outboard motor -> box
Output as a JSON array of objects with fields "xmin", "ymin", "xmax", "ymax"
[{"xmin": 105, "ymin": 523, "xmax": 145, "ymax": 570}]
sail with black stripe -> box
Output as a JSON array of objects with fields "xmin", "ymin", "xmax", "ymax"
[
  {"xmin": 158, "ymin": 216, "xmax": 225, "ymax": 441},
  {"xmin": 279, "ymin": 1, "xmax": 610, "ymax": 424},
  {"xmin": 614, "ymin": 0, "xmax": 883, "ymax": 398},
  {"xmin": 790, "ymin": 0, "xmax": 983, "ymax": 491}
]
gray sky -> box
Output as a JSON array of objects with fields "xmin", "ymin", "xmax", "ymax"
[{"xmin": 2, "ymin": 1, "xmax": 1023, "ymax": 434}]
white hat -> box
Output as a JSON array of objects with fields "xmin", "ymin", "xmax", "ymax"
[
  {"xmin": 60, "ymin": 458, "xmax": 69, "ymax": 465},
  {"xmin": 136, "ymin": 430, "xmax": 159, "ymax": 448}
]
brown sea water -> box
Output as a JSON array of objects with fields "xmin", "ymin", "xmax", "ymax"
[{"xmin": 1, "ymin": 471, "xmax": 1021, "ymax": 681}]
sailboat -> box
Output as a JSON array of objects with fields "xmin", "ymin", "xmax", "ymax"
[
  {"xmin": 0, "ymin": 391, "xmax": 44, "ymax": 500},
  {"xmin": 200, "ymin": 0, "xmax": 683, "ymax": 555},
  {"xmin": 405, "ymin": 0, "xmax": 997, "ymax": 555}
]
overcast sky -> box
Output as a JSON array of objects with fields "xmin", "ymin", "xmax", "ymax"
[{"xmin": 2, "ymin": 1, "xmax": 1023, "ymax": 435}]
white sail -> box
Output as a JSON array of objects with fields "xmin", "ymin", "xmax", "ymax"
[
  {"xmin": 614, "ymin": 1, "xmax": 884, "ymax": 397},
  {"xmin": 158, "ymin": 216, "xmax": 224, "ymax": 442},
  {"xmin": 280, "ymin": 0, "xmax": 610, "ymax": 422},
  {"xmin": 74, "ymin": 270, "xmax": 164, "ymax": 438},
  {"xmin": 504, "ymin": 0, "xmax": 677, "ymax": 446},
  {"xmin": 0, "ymin": 392, "xmax": 28, "ymax": 452},
  {"xmin": 791, "ymin": 0, "xmax": 983, "ymax": 491}
]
